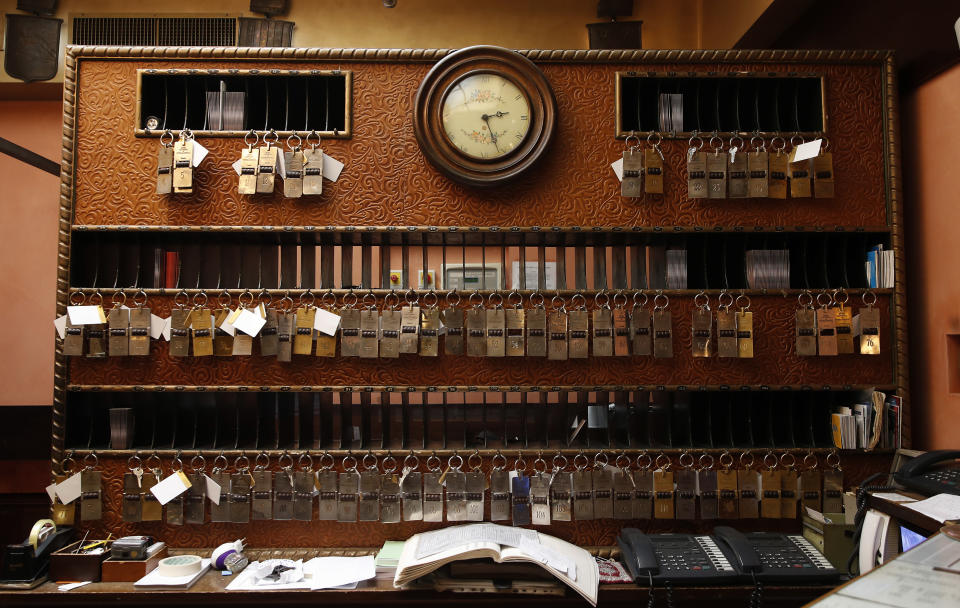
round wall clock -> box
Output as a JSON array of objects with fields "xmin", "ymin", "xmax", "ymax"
[{"xmin": 413, "ymin": 45, "xmax": 558, "ymax": 187}]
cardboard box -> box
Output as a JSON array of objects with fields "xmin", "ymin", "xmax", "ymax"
[
  {"xmin": 50, "ymin": 541, "xmax": 111, "ymax": 583},
  {"xmin": 101, "ymin": 546, "xmax": 168, "ymax": 582}
]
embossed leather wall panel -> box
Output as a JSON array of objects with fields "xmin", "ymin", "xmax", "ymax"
[{"xmin": 73, "ymin": 60, "xmax": 886, "ymax": 228}]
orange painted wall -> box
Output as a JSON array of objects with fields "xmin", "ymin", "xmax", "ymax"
[
  {"xmin": 0, "ymin": 101, "xmax": 61, "ymax": 405},
  {"xmin": 903, "ymin": 63, "xmax": 960, "ymax": 450}
]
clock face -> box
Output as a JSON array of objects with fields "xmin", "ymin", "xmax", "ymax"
[{"xmin": 440, "ymin": 73, "xmax": 531, "ymax": 160}]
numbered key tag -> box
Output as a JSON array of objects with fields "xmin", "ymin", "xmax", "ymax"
[
  {"xmin": 834, "ymin": 290, "xmax": 854, "ymax": 354},
  {"xmin": 823, "ymin": 451, "xmax": 844, "ymax": 514},
  {"xmin": 735, "ymin": 294, "xmax": 754, "ymax": 358},
  {"xmin": 490, "ymin": 454, "xmax": 511, "ymax": 522},
  {"xmin": 444, "ymin": 454, "xmax": 467, "ymax": 522},
  {"xmin": 259, "ymin": 291, "xmax": 279, "ymax": 357},
  {"xmin": 229, "ymin": 455, "xmax": 252, "ymax": 524},
  {"xmin": 380, "ymin": 455, "xmax": 402, "ymax": 524},
  {"xmin": 795, "ymin": 291, "xmax": 818, "ymax": 356},
  {"xmin": 283, "ymin": 135, "xmax": 304, "ymax": 198},
  {"xmin": 768, "ymin": 137, "xmax": 788, "ymax": 199},
  {"xmin": 707, "ymin": 138, "xmax": 728, "ymax": 199},
  {"xmin": 273, "ymin": 457, "xmax": 294, "ymax": 521},
  {"xmin": 184, "ymin": 454, "xmax": 206, "ymax": 524},
  {"xmin": 128, "ymin": 292, "xmax": 151, "ymax": 356},
  {"xmin": 63, "ymin": 294, "xmax": 85, "ymax": 356},
  {"xmin": 190, "ymin": 292, "xmax": 214, "ymax": 357},
  {"xmin": 612, "ymin": 454, "xmax": 635, "ymax": 520},
  {"xmin": 592, "ymin": 454, "xmax": 614, "ymax": 519},
  {"xmin": 550, "ymin": 453, "xmax": 572, "ymax": 522},
  {"xmin": 813, "ymin": 139, "xmax": 835, "ymax": 198},
  {"xmin": 315, "ymin": 291, "xmax": 339, "ymax": 358},
  {"xmin": 156, "ymin": 130, "xmax": 174, "ymax": 194},
  {"xmin": 686, "ymin": 136, "xmax": 707, "ymax": 199},
  {"xmin": 652, "ymin": 454, "xmax": 675, "ymax": 520},
  {"xmin": 420, "ymin": 293, "xmax": 441, "ymax": 357},
  {"xmin": 140, "ymin": 461, "xmax": 163, "ymax": 522},
  {"xmin": 230, "ymin": 292, "xmax": 255, "ymax": 356},
  {"xmin": 572, "ymin": 453, "xmax": 594, "ymax": 521},
  {"xmin": 423, "ymin": 456, "xmax": 444, "ymax": 523},
  {"xmin": 84, "ymin": 292, "xmax": 107, "ymax": 358},
  {"xmin": 633, "ymin": 454, "xmax": 654, "ymax": 519},
  {"xmin": 251, "ymin": 453, "xmax": 273, "ymax": 521},
  {"xmin": 652, "ymin": 292, "xmax": 673, "ymax": 358},
  {"xmin": 593, "ymin": 292, "xmax": 614, "ymax": 357},
  {"xmin": 466, "ymin": 294, "xmax": 487, "ymax": 357},
  {"xmin": 209, "ymin": 456, "xmax": 232, "ymax": 523},
  {"xmin": 800, "ymin": 453, "xmax": 822, "ymax": 512},
  {"xmin": 337, "ymin": 456, "xmax": 360, "ymax": 523},
  {"xmin": 728, "ymin": 137, "xmax": 748, "ymax": 198},
  {"xmin": 717, "ymin": 452, "xmax": 739, "ymax": 519},
  {"xmin": 400, "ymin": 453, "xmax": 423, "ymax": 521},
  {"xmin": 530, "ymin": 468, "xmax": 551, "ymax": 526},
  {"xmin": 172, "ymin": 129, "xmax": 194, "ymax": 194},
  {"xmin": 466, "ymin": 453, "xmax": 486, "ymax": 522},
  {"xmin": 122, "ymin": 456, "xmax": 143, "ymax": 523},
  {"xmin": 631, "ymin": 292, "xmax": 652, "ymax": 356},
  {"xmin": 302, "ymin": 137, "xmax": 324, "ymax": 195},
  {"xmin": 168, "ymin": 295, "xmax": 190, "ymax": 357},
  {"xmin": 787, "ymin": 136, "xmax": 812, "ymax": 198},
  {"xmin": 692, "ymin": 292, "xmax": 712, "ymax": 358},
  {"xmin": 748, "ymin": 137, "xmax": 769, "ymax": 198},
  {"xmin": 505, "ymin": 293, "xmax": 525, "ymax": 357},
  {"xmin": 816, "ymin": 291, "xmax": 838, "ymax": 356},
  {"xmin": 717, "ymin": 292, "xmax": 738, "ymax": 358},
  {"xmin": 442, "ymin": 293, "xmax": 465, "ymax": 355},
  {"xmin": 511, "ymin": 456, "xmax": 532, "ymax": 526},
  {"xmin": 760, "ymin": 452, "xmax": 782, "ymax": 519},
  {"xmin": 165, "ymin": 454, "xmax": 187, "ymax": 526},
  {"xmin": 294, "ymin": 292, "xmax": 317, "ymax": 356},
  {"xmin": 568, "ymin": 293, "xmax": 589, "ymax": 359},
  {"xmin": 645, "ymin": 134, "xmax": 665, "ymax": 194},
  {"xmin": 238, "ymin": 130, "xmax": 259, "ymax": 194},
  {"xmin": 621, "ymin": 138, "xmax": 643, "ymax": 198},
  {"xmin": 485, "ymin": 293, "xmax": 506, "ymax": 357},
  {"xmin": 107, "ymin": 294, "xmax": 130, "ymax": 357},
  {"xmin": 380, "ymin": 294, "xmax": 402, "ymax": 359},
  {"xmin": 778, "ymin": 453, "xmax": 798, "ymax": 519},
  {"xmin": 293, "ymin": 455, "xmax": 316, "ymax": 522},
  {"xmin": 316, "ymin": 454, "xmax": 338, "ymax": 521},
  {"xmin": 547, "ymin": 295, "xmax": 569, "ymax": 361},
  {"xmin": 612, "ymin": 291, "xmax": 630, "ymax": 356},
  {"xmin": 856, "ymin": 291, "xmax": 881, "ymax": 355},
  {"xmin": 399, "ymin": 292, "xmax": 421, "ymax": 354},
  {"xmin": 698, "ymin": 454, "xmax": 719, "ymax": 520},
  {"xmin": 340, "ymin": 292, "xmax": 362, "ymax": 357},
  {"xmin": 738, "ymin": 452, "xmax": 760, "ymax": 519},
  {"xmin": 358, "ymin": 453, "xmax": 381, "ymax": 522},
  {"xmin": 277, "ymin": 303, "xmax": 295, "ymax": 362},
  {"xmin": 675, "ymin": 453, "xmax": 697, "ymax": 520},
  {"xmin": 51, "ymin": 461, "xmax": 76, "ymax": 526},
  {"xmin": 526, "ymin": 292, "xmax": 547, "ymax": 357},
  {"xmin": 256, "ymin": 130, "xmax": 279, "ymax": 193}
]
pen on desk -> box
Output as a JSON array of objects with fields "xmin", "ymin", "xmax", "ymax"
[{"xmin": 74, "ymin": 530, "xmax": 89, "ymax": 554}]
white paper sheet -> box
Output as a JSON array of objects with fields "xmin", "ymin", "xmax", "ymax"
[
  {"xmin": 67, "ymin": 305, "xmax": 105, "ymax": 325},
  {"xmin": 304, "ymin": 555, "xmax": 376, "ymax": 590},
  {"xmin": 151, "ymin": 471, "xmax": 192, "ymax": 505},
  {"xmin": 58, "ymin": 581, "xmax": 92, "ymax": 591},
  {"xmin": 314, "ymin": 308, "xmax": 341, "ymax": 336},
  {"xmin": 414, "ymin": 523, "xmax": 538, "ymax": 559},
  {"xmin": 204, "ymin": 474, "xmax": 222, "ymax": 505},
  {"xmin": 872, "ymin": 492, "xmax": 916, "ymax": 503},
  {"xmin": 54, "ymin": 315, "xmax": 67, "ymax": 340},
  {"xmin": 55, "ymin": 471, "xmax": 83, "ymax": 504},
  {"xmin": 233, "ymin": 308, "xmax": 266, "ymax": 336},
  {"xmin": 904, "ymin": 493, "xmax": 960, "ymax": 523},
  {"xmin": 610, "ymin": 157, "xmax": 624, "ymax": 181}
]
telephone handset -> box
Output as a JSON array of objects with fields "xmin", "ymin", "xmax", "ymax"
[
  {"xmin": 713, "ymin": 526, "xmax": 840, "ymax": 583},
  {"xmin": 893, "ymin": 450, "xmax": 960, "ymax": 496},
  {"xmin": 616, "ymin": 528, "xmax": 739, "ymax": 584}
]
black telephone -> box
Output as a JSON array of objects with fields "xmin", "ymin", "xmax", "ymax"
[
  {"xmin": 893, "ymin": 450, "xmax": 960, "ymax": 496},
  {"xmin": 617, "ymin": 527, "xmax": 839, "ymax": 585}
]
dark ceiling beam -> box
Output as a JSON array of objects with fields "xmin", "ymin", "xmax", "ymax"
[
  {"xmin": 0, "ymin": 136, "xmax": 59, "ymax": 176},
  {"xmin": 734, "ymin": 0, "xmax": 816, "ymax": 49}
]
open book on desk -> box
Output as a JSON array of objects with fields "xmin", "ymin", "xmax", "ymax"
[{"xmin": 394, "ymin": 523, "xmax": 599, "ymax": 606}]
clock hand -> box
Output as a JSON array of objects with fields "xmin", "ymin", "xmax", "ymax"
[{"xmin": 481, "ymin": 114, "xmax": 501, "ymax": 153}]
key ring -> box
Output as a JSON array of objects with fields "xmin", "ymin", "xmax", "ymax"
[
  {"xmin": 530, "ymin": 290, "xmax": 545, "ymax": 309},
  {"xmin": 613, "ymin": 290, "xmax": 628, "ymax": 309},
  {"xmin": 780, "ymin": 452, "xmax": 796, "ymax": 469},
  {"xmin": 446, "ymin": 289, "xmax": 461, "ymax": 307},
  {"xmin": 487, "ymin": 291, "xmax": 504, "ymax": 309},
  {"xmin": 571, "ymin": 291, "xmax": 586, "ymax": 310},
  {"xmin": 735, "ymin": 293, "xmax": 751, "ymax": 311},
  {"xmin": 655, "ymin": 453, "xmax": 671, "ymax": 471},
  {"xmin": 699, "ymin": 453, "xmax": 715, "ymax": 470},
  {"xmin": 405, "ymin": 289, "xmax": 418, "ymax": 305},
  {"xmin": 533, "ymin": 452, "xmax": 548, "ymax": 475},
  {"xmin": 688, "ymin": 133, "xmax": 704, "ymax": 150},
  {"xmin": 111, "ymin": 290, "xmax": 127, "ymax": 308},
  {"xmin": 862, "ymin": 291, "xmax": 877, "ymax": 306},
  {"xmin": 514, "ymin": 452, "xmax": 527, "ymax": 473},
  {"xmin": 362, "ymin": 291, "xmax": 377, "ymax": 309},
  {"xmin": 826, "ymin": 450, "xmax": 841, "ymax": 470},
  {"xmin": 653, "ymin": 291, "xmax": 669, "ymax": 311},
  {"xmin": 342, "ymin": 454, "xmax": 358, "ymax": 472},
  {"xmin": 423, "ymin": 290, "xmax": 439, "ymax": 309},
  {"xmin": 573, "ymin": 451, "xmax": 589, "ymax": 471},
  {"xmin": 286, "ymin": 132, "xmax": 302, "ymax": 151},
  {"xmin": 803, "ymin": 452, "xmax": 818, "ymax": 470},
  {"xmin": 239, "ymin": 289, "xmax": 255, "ymax": 309},
  {"xmin": 278, "ymin": 451, "xmax": 294, "ymax": 471},
  {"xmin": 750, "ymin": 135, "xmax": 766, "ymax": 152},
  {"xmin": 280, "ymin": 292, "xmax": 295, "ymax": 312},
  {"xmin": 709, "ymin": 135, "xmax": 724, "ymax": 154},
  {"xmin": 382, "ymin": 453, "xmax": 398, "ymax": 474},
  {"xmin": 192, "ymin": 290, "xmax": 208, "ymax": 308},
  {"xmin": 553, "ymin": 452, "xmax": 568, "ymax": 472},
  {"xmin": 615, "ymin": 452, "xmax": 631, "ymax": 471},
  {"xmin": 363, "ymin": 451, "xmax": 379, "ymax": 472},
  {"xmin": 468, "ymin": 450, "xmax": 482, "ymax": 472},
  {"xmin": 719, "ymin": 450, "xmax": 734, "ymax": 470},
  {"xmin": 679, "ymin": 451, "xmax": 695, "ymax": 469},
  {"xmin": 403, "ymin": 452, "xmax": 420, "ymax": 471},
  {"xmin": 321, "ymin": 289, "xmax": 336, "ymax": 309},
  {"xmin": 624, "ymin": 133, "xmax": 641, "ymax": 151},
  {"xmin": 798, "ymin": 290, "xmax": 813, "ymax": 308},
  {"xmin": 491, "ymin": 450, "xmax": 506, "ymax": 471},
  {"xmin": 551, "ymin": 294, "xmax": 566, "ymax": 312},
  {"xmin": 594, "ymin": 290, "xmax": 611, "ymax": 309},
  {"xmin": 763, "ymin": 451, "xmax": 779, "ymax": 470},
  {"xmin": 70, "ymin": 291, "xmax": 86, "ymax": 306},
  {"xmin": 507, "ymin": 290, "xmax": 523, "ymax": 309},
  {"xmin": 255, "ymin": 451, "xmax": 270, "ymax": 471},
  {"xmin": 263, "ymin": 129, "xmax": 279, "ymax": 147},
  {"xmin": 384, "ymin": 289, "xmax": 400, "ymax": 310},
  {"xmin": 305, "ymin": 130, "xmax": 320, "ymax": 149},
  {"xmin": 594, "ymin": 451, "xmax": 609, "ymax": 469},
  {"xmin": 426, "ymin": 452, "xmax": 442, "ymax": 473},
  {"xmin": 171, "ymin": 451, "xmax": 184, "ymax": 473},
  {"xmin": 694, "ymin": 291, "xmax": 709, "ymax": 310},
  {"xmin": 771, "ymin": 135, "xmax": 786, "ymax": 153},
  {"xmin": 213, "ymin": 452, "xmax": 229, "ymax": 472},
  {"xmin": 739, "ymin": 451, "xmax": 755, "ymax": 469},
  {"xmin": 448, "ymin": 453, "xmax": 464, "ymax": 471},
  {"xmin": 299, "ymin": 290, "xmax": 316, "ymax": 308},
  {"xmin": 160, "ymin": 129, "xmax": 175, "ymax": 147},
  {"xmin": 636, "ymin": 451, "xmax": 652, "ymax": 470},
  {"xmin": 633, "ymin": 290, "xmax": 648, "ymax": 308},
  {"xmin": 298, "ymin": 452, "xmax": 314, "ymax": 472},
  {"xmin": 191, "ymin": 452, "xmax": 206, "ymax": 473},
  {"xmin": 469, "ymin": 290, "xmax": 483, "ymax": 308},
  {"xmin": 244, "ymin": 129, "xmax": 259, "ymax": 148},
  {"xmin": 234, "ymin": 453, "xmax": 250, "ymax": 472},
  {"xmin": 319, "ymin": 452, "xmax": 334, "ymax": 471},
  {"xmin": 127, "ymin": 454, "xmax": 143, "ymax": 472},
  {"xmin": 217, "ymin": 290, "xmax": 232, "ymax": 308},
  {"xmin": 343, "ymin": 289, "xmax": 358, "ymax": 309}
]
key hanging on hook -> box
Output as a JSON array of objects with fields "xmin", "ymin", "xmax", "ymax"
[
  {"xmin": 238, "ymin": 129, "xmax": 260, "ymax": 194},
  {"xmin": 621, "ymin": 132, "xmax": 644, "ymax": 198}
]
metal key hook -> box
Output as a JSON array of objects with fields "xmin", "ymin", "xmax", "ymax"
[
  {"xmin": 286, "ymin": 132, "xmax": 302, "ymax": 151},
  {"xmin": 653, "ymin": 290, "xmax": 669, "ymax": 311},
  {"xmin": 160, "ymin": 129, "xmax": 175, "ymax": 147},
  {"xmin": 255, "ymin": 451, "xmax": 270, "ymax": 471},
  {"xmin": 213, "ymin": 451, "xmax": 229, "ymax": 473},
  {"xmin": 363, "ymin": 450, "xmax": 379, "ymax": 472},
  {"xmin": 491, "ymin": 449, "xmax": 506, "ymax": 472},
  {"xmin": 305, "ymin": 130, "xmax": 320, "ymax": 150},
  {"xmin": 244, "ymin": 129, "xmax": 259, "ymax": 149},
  {"xmin": 633, "ymin": 290, "xmax": 648, "ymax": 309},
  {"xmin": 382, "ymin": 452, "xmax": 398, "ymax": 475},
  {"xmin": 318, "ymin": 451, "xmax": 334, "ymax": 471},
  {"xmin": 530, "ymin": 289, "xmax": 545, "ymax": 309},
  {"xmin": 190, "ymin": 452, "xmax": 206, "ymax": 473},
  {"xmin": 298, "ymin": 451, "xmax": 314, "ymax": 472},
  {"xmin": 694, "ymin": 290, "xmax": 710, "ymax": 310},
  {"xmin": 595, "ymin": 290, "xmax": 611, "ymax": 310},
  {"xmin": 468, "ymin": 449, "xmax": 483, "ymax": 472},
  {"xmin": 426, "ymin": 451, "xmax": 442, "ymax": 473},
  {"xmin": 448, "ymin": 452, "xmax": 463, "ymax": 472},
  {"xmin": 403, "ymin": 451, "xmax": 420, "ymax": 472},
  {"xmin": 624, "ymin": 132, "xmax": 641, "ymax": 151}
]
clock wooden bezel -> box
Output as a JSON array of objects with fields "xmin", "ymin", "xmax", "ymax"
[{"xmin": 413, "ymin": 45, "xmax": 557, "ymax": 187}]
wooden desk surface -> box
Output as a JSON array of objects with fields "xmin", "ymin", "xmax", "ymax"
[
  {"xmin": 0, "ymin": 570, "xmax": 835, "ymax": 608},
  {"xmin": 866, "ymin": 490, "xmax": 944, "ymax": 535}
]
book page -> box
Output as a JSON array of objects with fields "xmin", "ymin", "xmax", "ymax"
[{"xmin": 414, "ymin": 523, "xmax": 536, "ymax": 559}]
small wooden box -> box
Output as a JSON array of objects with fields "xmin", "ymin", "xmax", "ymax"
[
  {"xmin": 101, "ymin": 546, "xmax": 169, "ymax": 582},
  {"xmin": 50, "ymin": 541, "xmax": 111, "ymax": 583}
]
